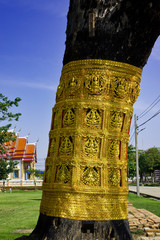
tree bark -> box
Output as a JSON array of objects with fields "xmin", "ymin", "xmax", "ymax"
[
  {"xmin": 15, "ymin": 1, "xmax": 160, "ymax": 240},
  {"xmin": 64, "ymin": 0, "xmax": 160, "ymax": 68}
]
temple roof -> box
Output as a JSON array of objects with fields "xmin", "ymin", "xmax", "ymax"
[
  {"xmin": 23, "ymin": 143, "xmax": 37, "ymax": 162},
  {"xmin": 3, "ymin": 132, "xmax": 37, "ymax": 162},
  {"xmin": 12, "ymin": 137, "xmax": 28, "ymax": 159}
]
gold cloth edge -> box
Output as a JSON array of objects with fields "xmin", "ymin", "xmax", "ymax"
[{"xmin": 40, "ymin": 191, "xmax": 128, "ymax": 221}]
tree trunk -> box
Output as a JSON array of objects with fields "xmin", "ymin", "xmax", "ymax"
[
  {"xmin": 15, "ymin": 1, "xmax": 160, "ymax": 240},
  {"xmin": 63, "ymin": 0, "xmax": 160, "ymax": 68}
]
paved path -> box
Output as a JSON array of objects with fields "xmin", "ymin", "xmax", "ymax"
[{"xmin": 129, "ymin": 186, "xmax": 160, "ymax": 199}]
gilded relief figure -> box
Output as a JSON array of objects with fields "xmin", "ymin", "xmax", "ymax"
[
  {"xmin": 49, "ymin": 138, "xmax": 56, "ymax": 156},
  {"xmin": 109, "ymin": 140, "xmax": 120, "ymax": 159},
  {"xmin": 82, "ymin": 167, "xmax": 99, "ymax": 186},
  {"xmin": 110, "ymin": 111, "xmax": 123, "ymax": 131},
  {"xmin": 63, "ymin": 109, "xmax": 75, "ymax": 127},
  {"xmin": 68, "ymin": 77, "xmax": 80, "ymax": 94},
  {"xmin": 45, "ymin": 167, "xmax": 52, "ymax": 183},
  {"xmin": 114, "ymin": 78, "xmax": 127, "ymax": 98},
  {"xmin": 86, "ymin": 75, "xmax": 104, "ymax": 94},
  {"xmin": 59, "ymin": 137, "xmax": 73, "ymax": 155},
  {"xmin": 108, "ymin": 169, "xmax": 121, "ymax": 187},
  {"xmin": 56, "ymin": 164, "xmax": 71, "ymax": 184},
  {"xmin": 84, "ymin": 137, "xmax": 99, "ymax": 156},
  {"xmin": 85, "ymin": 109, "xmax": 101, "ymax": 128}
]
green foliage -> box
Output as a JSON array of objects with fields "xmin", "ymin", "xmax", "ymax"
[
  {"xmin": 128, "ymin": 145, "xmax": 160, "ymax": 182},
  {"xmin": 0, "ymin": 93, "xmax": 21, "ymax": 180},
  {"xmin": 139, "ymin": 147, "xmax": 160, "ymax": 183},
  {"xmin": 145, "ymin": 147, "xmax": 160, "ymax": 172},
  {"xmin": 127, "ymin": 145, "xmax": 136, "ymax": 179},
  {"xmin": 0, "ymin": 160, "xmax": 18, "ymax": 180},
  {"xmin": 0, "ymin": 93, "xmax": 21, "ymax": 154},
  {"xmin": 27, "ymin": 168, "xmax": 44, "ymax": 179},
  {"xmin": 130, "ymin": 229, "xmax": 145, "ymax": 235},
  {"xmin": 139, "ymin": 151, "xmax": 147, "ymax": 175},
  {"xmin": 0, "ymin": 93, "xmax": 21, "ymax": 121}
]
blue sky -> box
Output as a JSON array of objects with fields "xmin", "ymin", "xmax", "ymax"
[{"xmin": 0, "ymin": 0, "xmax": 160, "ymax": 169}]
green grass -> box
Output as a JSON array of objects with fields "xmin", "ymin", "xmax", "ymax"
[
  {"xmin": 0, "ymin": 190, "xmax": 160, "ymax": 240},
  {"xmin": 0, "ymin": 190, "xmax": 42, "ymax": 240},
  {"xmin": 128, "ymin": 193, "xmax": 160, "ymax": 217}
]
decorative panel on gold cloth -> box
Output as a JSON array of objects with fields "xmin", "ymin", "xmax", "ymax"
[{"xmin": 40, "ymin": 59, "xmax": 142, "ymax": 221}]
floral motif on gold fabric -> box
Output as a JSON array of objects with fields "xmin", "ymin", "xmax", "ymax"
[
  {"xmin": 109, "ymin": 140, "xmax": 120, "ymax": 159},
  {"xmin": 110, "ymin": 111, "xmax": 123, "ymax": 131},
  {"xmin": 45, "ymin": 166, "xmax": 52, "ymax": 183},
  {"xmin": 68, "ymin": 77, "xmax": 80, "ymax": 94},
  {"xmin": 63, "ymin": 109, "xmax": 75, "ymax": 127},
  {"xmin": 59, "ymin": 137, "xmax": 73, "ymax": 155},
  {"xmin": 55, "ymin": 164, "xmax": 71, "ymax": 184},
  {"xmin": 114, "ymin": 77, "xmax": 128, "ymax": 98},
  {"xmin": 49, "ymin": 138, "xmax": 56, "ymax": 156},
  {"xmin": 85, "ymin": 74, "xmax": 105, "ymax": 94},
  {"xmin": 82, "ymin": 166, "xmax": 100, "ymax": 186},
  {"xmin": 84, "ymin": 137, "xmax": 99, "ymax": 156},
  {"xmin": 108, "ymin": 168, "xmax": 121, "ymax": 187},
  {"xmin": 85, "ymin": 109, "xmax": 101, "ymax": 128}
]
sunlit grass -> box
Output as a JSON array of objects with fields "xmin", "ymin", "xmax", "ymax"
[
  {"xmin": 128, "ymin": 193, "xmax": 160, "ymax": 217},
  {"xmin": 0, "ymin": 190, "xmax": 42, "ymax": 240}
]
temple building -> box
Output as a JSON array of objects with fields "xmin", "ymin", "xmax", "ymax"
[{"xmin": 3, "ymin": 131, "xmax": 37, "ymax": 180}]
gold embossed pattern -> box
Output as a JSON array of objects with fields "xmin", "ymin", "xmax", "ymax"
[{"xmin": 40, "ymin": 59, "xmax": 142, "ymax": 221}]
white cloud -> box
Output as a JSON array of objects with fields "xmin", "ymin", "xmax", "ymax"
[
  {"xmin": 0, "ymin": 77, "xmax": 57, "ymax": 92},
  {"xmin": 19, "ymin": 81, "xmax": 57, "ymax": 91}
]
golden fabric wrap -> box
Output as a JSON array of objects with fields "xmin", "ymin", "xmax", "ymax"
[{"xmin": 40, "ymin": 59, "xmax": 142, "ymax": 221}]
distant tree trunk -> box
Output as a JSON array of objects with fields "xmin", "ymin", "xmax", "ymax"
[{"xmin": 16, "ymin": 1, "xmax": 160, "ymax": 240}]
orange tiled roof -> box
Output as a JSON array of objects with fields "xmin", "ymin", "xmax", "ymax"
[
  {"xmin": 2, "ymin": 132, "xmax": 37, "ymax": 162},
  {"xmin": 23, "ymin": 143, "xmax": 36, "ymax": 162},
  {"xmin": 13, "ymin": 137, "xmax": 27, "ymax": 159}
]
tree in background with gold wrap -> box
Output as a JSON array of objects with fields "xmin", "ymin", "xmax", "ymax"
[{"xmin": 16, "ymin": 0, "xmax": 160, "ymax": 239}]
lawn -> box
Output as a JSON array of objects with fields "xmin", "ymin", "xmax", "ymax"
[
  {"xmin": 0, "ymin": 190, "xmax": 42, "ymax": 240},
  {"xmin": 128, "ymin": 193, "xmax": 160, "ymax": 217},
  {"xmin": 0, "ymin": 190, "xmax": 160, "ymax": 240}
]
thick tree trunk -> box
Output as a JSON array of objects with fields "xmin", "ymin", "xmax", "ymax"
[
  {"xmin": 15, "ymin": 1, "xmax": 160, "ymax": 240},
  {"xmin": 64, "ymin": 0, "xmax": 160, "ymax": 68}
]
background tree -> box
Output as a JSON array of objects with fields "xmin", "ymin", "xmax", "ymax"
[
  {"xmin": 145, "ymin": 147, "xmax": 160, "ymax": 173},
  {"xmin": 0, "ymin": 160, "xmax": 18, "ymax": 180},
  {"xmin": 27, "ymin": 169, "xmax": 44, "ymax": 180},
  {"xmin": 139, "ymin": 150, "xmax": 147, "ymax": 183},
  {"xmin": 127, "ymin": 145, "xmax": 136, "ymax": 180},
  {"xmin": 16, "ymin": 1, "xmax": 160, "ymax": 240},
  {"xmin": 0, "ymin": 93, "xmax": 21, "ymax": 153},
  {"xmin": 139, "ymin": 147, "xmax": 160, "ymax": 183},
  {"xmin": 0, "ymin": 93, "xmax": 21, "ymax": 182}
]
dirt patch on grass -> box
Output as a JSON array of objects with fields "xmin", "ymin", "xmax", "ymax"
[{"xmin": 13, "ymin": 229, "xmax": 33, "ymax": 234}]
